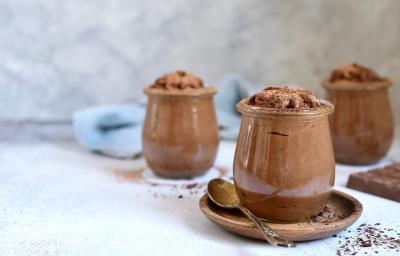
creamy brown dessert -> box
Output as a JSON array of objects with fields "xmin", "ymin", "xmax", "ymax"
[
  {"xmin": 143, "ymin": 71, "xmax": 219, "ymax": 178},
  {"xmin": 234, "ymin": 86, "xmax": 335, "ymax": 221},
  {"xmin": 150, "ymin": 70, "xmax": 204, "ymax": 90},
  {"xmin": 322, "ymin": 63, "xmax": 393, "ymax": 165},
  {"xmin": 248, "ymin": 86, "xmax": 321, "ymax": 109},
  {"xmin": 329, "ymin": 63, "xmax": 386, "ymax": 83}
]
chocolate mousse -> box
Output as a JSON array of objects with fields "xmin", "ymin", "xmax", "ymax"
[
  {"xmin": 150, "ymin": 70, "xmax": 204, "ymax": 90},
  {"xmin": 234, "ymin": 86, "xmax": 335, "ymax": 221},
  {"xmin": 329, "ymin": 63, "xmax": 386, "ymax": 83},
  {"xmin": 143, "ymin": 71, "xmax": 219, "ymax": 178},
  {"xmin": 321, "ymin": 63, "xmax": 394, "ymax": 165},
  {"xmin": 248, "ymin": 86, "xmax": 321, "ymax": 109}
]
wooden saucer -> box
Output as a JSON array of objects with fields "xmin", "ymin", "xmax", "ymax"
[{"xmin": 199, "ymin": 190, "xmax": 362, "ymax": 241}]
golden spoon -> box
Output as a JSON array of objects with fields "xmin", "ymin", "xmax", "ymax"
[{"xmin": 207, "ymin": 178, "xmax": 295, "ymax": 247}]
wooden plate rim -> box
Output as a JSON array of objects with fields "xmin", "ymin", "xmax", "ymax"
[{"xmin": 199, "ymin": 189, "xmax": 363, "ymax": 237}]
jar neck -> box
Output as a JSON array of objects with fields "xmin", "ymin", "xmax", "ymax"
[
  {"xmin": 236, "ymin": 99, "xmax": 334, "ymax": 120},
  {"xmin": 321, "ymin": 79, "xmax": 392, "ymax": 91},
  {"xmin": 144, "ymin": 86, "xmax": 217, "ymax": 98}
]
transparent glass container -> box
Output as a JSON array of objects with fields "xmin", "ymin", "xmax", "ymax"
[
  {"xmin": 322, "ymin": 80, "xmax": 393, "ymax": 165},
  {"xmin": 143, "ymin": 87, "xmax": 219, "ymax": 178},
  {"xmin": 233, "ymin": 99, "xmax": 335, "ymax": 221}
]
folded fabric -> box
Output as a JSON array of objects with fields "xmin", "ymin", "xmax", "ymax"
[
  {"xmin": 73, "ymin": 75, "xmax": 253, "ymax": 158},
  {"xmin": 215, "ymin": 74, "xmax": 253, "ymax": 140},
  {"xmin": 73, "ymin": 104, "xmax": 146, "ymax": 158}
]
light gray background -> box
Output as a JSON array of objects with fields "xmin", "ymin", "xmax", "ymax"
[{"xmin": 1, "ymin": 0, "xmax": 399, "ymax": 122}]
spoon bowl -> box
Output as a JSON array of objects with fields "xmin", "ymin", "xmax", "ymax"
[
  {"xmin": 207, "ymin": 178, "xmax": 239, "ymax": 208},
  {"xmin": 206, "ymin": 178, "xmax": 295, "ymax": 248}
]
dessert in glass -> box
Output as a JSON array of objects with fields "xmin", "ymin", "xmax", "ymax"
[
  {"xmin": 322, "ymin": 63, "xmax": 394, "ymax": 165},
  {"xmin": 143, "ymin": 71, "xmax": 219, "ymax": 178},
  {"xmin": 234, "ymin": 86, "xmax": 335, "ymax": 221}
]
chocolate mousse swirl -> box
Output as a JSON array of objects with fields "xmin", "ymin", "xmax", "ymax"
[
  {"xmin": 150, "ymin": 70, "xmax": 204, "ymax": 90},
  {"xmin": 248, "ymin": 86, "xmax": 321, "ymax": 109},
  {"xmin": 329, "ymin": 63, "xmax": 385, "ymax": 83}
]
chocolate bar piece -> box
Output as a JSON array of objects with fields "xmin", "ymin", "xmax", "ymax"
[{"xmin": 346, "ymin": 163, "xmax": 400, "ymax": 202}]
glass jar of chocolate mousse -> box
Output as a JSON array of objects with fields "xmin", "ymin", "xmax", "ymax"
[
  {"xmin": 143, "ymin": 71, "xmax": 219, "ymax": 178},
  {"xmin": 322, "ymin": 63, "xmax": 394, "ymax": 165},
  {"xmin": 234, "ymin": 86, "xmax": 335, "ymax": 222}
]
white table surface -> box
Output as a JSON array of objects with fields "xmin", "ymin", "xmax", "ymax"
[{"xmin": 0, "ymin": 125, "xmax": 399, "ymax": 256}]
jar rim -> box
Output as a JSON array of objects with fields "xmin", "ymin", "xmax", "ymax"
[
  {"xmin": 321, "ymin": 79, "xmax": 392, "ymax": 91},
  {"xmin": 236, "ymin": 98, "xmax": 334, "ymax": 116},
  {"xmin": 144, "ymin": 86, "xmax": 217, "ymax": 97}
]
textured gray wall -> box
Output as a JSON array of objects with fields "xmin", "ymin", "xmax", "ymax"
[{"xmin": 1, "ymin": 0, "xmax": 399, "ymax": 121}]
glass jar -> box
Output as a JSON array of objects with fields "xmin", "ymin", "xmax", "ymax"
[
  {"xmin": 322, "ymin": 80, "xmax": 393, "ymax": 165},
  {"xmin": 143, "ymin": 87, "xmax": 219, "ymax": 178},
  {"xmin": 234, "ymin": 99, "xmax": 335, "ymax": 221}
]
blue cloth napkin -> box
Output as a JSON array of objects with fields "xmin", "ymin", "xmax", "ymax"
[{"xmin": 73, "ymin": 75, "xmax": 253, "ymax": 158}]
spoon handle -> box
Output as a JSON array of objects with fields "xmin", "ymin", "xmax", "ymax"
[{"xmin": 238, "ymin": 206, "xmax": 296, "ymax": 247}]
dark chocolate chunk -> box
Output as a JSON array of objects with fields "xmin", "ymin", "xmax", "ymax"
[{"xmin": 346, "ymin": 163, "xmax": 400, "ymax": 202}]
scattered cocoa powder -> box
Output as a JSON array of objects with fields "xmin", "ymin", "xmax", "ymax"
[
  {"xmin": 336, "ymin": 223, "xmax": 400, "ymax": 255},
  {"xmin": 113, "ymin": 166, "xmax": 228, "ymax": 199},
  {"xmin": 307, "ymin": 205, "xmax": 346, "ymax": 224},
  {"xmin": 186, "ymin": 183, "xmax": 198, "ymax": 189}
]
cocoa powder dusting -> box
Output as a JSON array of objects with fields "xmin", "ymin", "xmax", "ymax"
[
  {"xmin": 248, "ymin": 86, "xmax": 321, "ymax": 109},
  {"xmin": 336, "ymin": 223, "xmax": 400, "ymax": 255},
  {"xmin": 113, "ymin": 166, "xmax": 228, "ymax": 199},
  {"xmin": 329, "ymin": 63, "xmax": 385, "ymax": 83},
  {"xmin": 150, "ymin": 70, "xmax": 204, "ymax": 90},
  {"xmin": 307, "ymin": 206, "xmax": 346, "ymax": 224}
]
